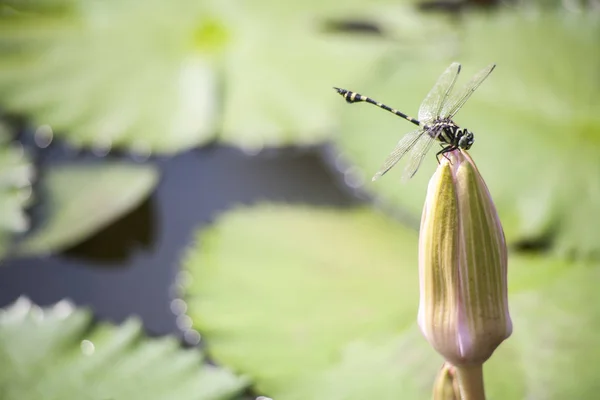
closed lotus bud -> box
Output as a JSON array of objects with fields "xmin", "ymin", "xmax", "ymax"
[{"xmin": 418, "ymin": 150, "xmax": 512, "ymax": 366}]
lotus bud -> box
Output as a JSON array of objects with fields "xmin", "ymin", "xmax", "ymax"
[{"xmin": 418, "ymin": 150, "xmax": 512, "ymax": 366}]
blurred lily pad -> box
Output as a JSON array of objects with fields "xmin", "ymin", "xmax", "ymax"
[
  {"xmin": 182, "ymin": 204, "xmax": 600, "ymax": 399},
  {"xmin": 0, "ymin": 297, "xmax": 248, "ymax": 399},
  {"xmin": 183, "ymin": 204, "xmax": 421, "ymax": 395},
  {"xmin": 278, "ymin": 329, "xmax": 441, "ymax": 400},
  {"xmin": 218, "ymin": 4, "xmax": 454, "ymax": 151},
  {"xmin": 0, "ymin": 0, "xmax": 224, "ymax": 153},
  {"xmin": 0, "ymin": 0, "xmax": 451, "ymax": 153},
  {"xmin": 14, "ymin": 162, "xmax": 158, "ymax": 257},
  {"xmin": 333, "ymin": 10, "xmax": 600, "ymax": 258},
  {"xmin": 0, "ymin": 122, "xmax": 34, "ymax": 259}
]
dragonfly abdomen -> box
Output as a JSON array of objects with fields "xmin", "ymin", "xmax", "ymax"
[{"xmin": 333, "ymin": 87, "xmax": 421, "ymax": 127}]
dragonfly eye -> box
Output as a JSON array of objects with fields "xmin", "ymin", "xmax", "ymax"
[{"xmin": 458, "ymin": 131, "xmax": 474, "ymax": 149}]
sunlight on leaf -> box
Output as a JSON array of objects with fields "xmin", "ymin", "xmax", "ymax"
[
  {"xmin": 333, "ymin": 10, "xmax": 600, "ymax": 258},
  {"xmin": 0, "ymin": 297, "xmax": 248, "ymax": 399},
  {"xmin": 14, "ymin": 163, "xmax": 158, "ymax": 257},
  {"xmin": 183, "ymin": 204, "xmax": 600, "ymax": 399}
]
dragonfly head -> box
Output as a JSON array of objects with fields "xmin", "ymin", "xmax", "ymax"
[{"xmin": 458, "ymin": 130, "xmax": 474, "ymax": 150}]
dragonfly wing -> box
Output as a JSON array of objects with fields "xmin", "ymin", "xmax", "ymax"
[
  {"xmin": 401, "ymin": 127, "xmax": 441, "ymax": 181},
  {"xmin": 418, "ymin": 63, "xmax": 461, "ymax": 124},
  {"xmin": 441, "ymin": 63, "xmax": 496, "ymax": 119},
  {"xmin": 372, "ymin": 129, "xmax": 423, "ymax": 181}
]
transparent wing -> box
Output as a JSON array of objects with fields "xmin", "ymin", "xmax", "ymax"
[
  {"xmin": 401, "ymin": 127, "xmax": 441, "ymax": 181},
  {"xmin": 440, "ymin": 63, "xmax": 496, "ymax": 119},
  {"xmin": 372, "ymin": 129, "xmax": 423, "ymax": 181},
  {"xmin": 418, "ymin": 62, "xmax": 461, "ymax": 124}
]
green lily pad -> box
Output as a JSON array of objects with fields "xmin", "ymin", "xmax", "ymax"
[
  {"xmin": 0, "ymin": 297, "xmax": 248, "ymax": 399},
  {"xmin": 0, "ymin": 0, "xmax": 224, "ymax": 153},
  {"xmin": 333, "ymin": 10, "xmax": 600, "ymax": 257},
  {"xmin": 182, "ymin": 204, "xmax": 600, "ymax": 399},
  {"xmin": 14, "ymin": 162, "xmax": 158, "ymax": 257},
  {"xmin": 218, "ymin": 4, "xmax": 453, "ymax": 151},
  {"xmin": 0, "ymin": 122, "xmax": 34, "ymax": 259},
  {"xmin": 0, "ymin": 0, "xmax": 451, "ymax": 153},
  {"xmin": 278, "ymin": 329, "xmax": 441, "ymax": 400},
  {"xmin": 183, "ymin": 204, "xmax": 421, "ymax": 395}
]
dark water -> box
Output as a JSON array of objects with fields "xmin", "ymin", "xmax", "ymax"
[{"xmin": 0, "ymin": 144, "xmax": 358, "ymax": 337}]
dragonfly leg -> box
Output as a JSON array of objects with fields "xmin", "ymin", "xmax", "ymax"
[
  {"xmin": 436, "ymin": 145, "xmax": 456, "ymax": 164},
  {"xmin": 436, "ymin": 144, "xmax": 445, "ymax": 163}
]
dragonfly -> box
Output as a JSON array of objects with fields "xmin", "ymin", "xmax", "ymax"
[{"xmin": 333, "ymin": 62, "xmax": 496, "ymax": 181}]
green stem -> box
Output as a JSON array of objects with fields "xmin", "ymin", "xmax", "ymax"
[{"xmin": 454, "ymin": 364, "xmax": 485, "ymax": 400}]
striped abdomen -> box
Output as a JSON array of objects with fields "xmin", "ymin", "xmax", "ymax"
[{"xmin": 333, "ymin": 87, "xmax": 421, "ymax": 127}]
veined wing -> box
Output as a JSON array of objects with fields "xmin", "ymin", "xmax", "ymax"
[
  {"xmin": 441, "ymin": 63, "xmax": 496, "ymax": 120},
  {"xmin": 418, "ymin": 63, "xmax": 461, "ymax": 124},
  {"xmin": 401, "ymin": 126, "xmax": 442, "ymax": 181},
  {"xmin": 372, "ymin": 129, "xmax": 423, "ymax": 181}
]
